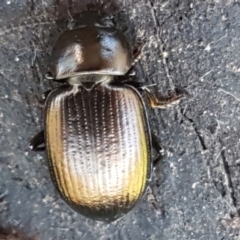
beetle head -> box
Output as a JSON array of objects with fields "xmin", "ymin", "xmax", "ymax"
[{"xmin": 49, "ymin": 11, "xmax": 133, "ymax": 81}]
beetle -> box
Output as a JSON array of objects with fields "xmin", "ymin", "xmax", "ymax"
[{"xmin": 28, "ymin": 10, "xmax": 186, "ymax": 222}]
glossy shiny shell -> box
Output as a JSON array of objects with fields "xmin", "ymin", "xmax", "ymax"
[
  {"xmin": 50, "ymin": 26, "xmax": 133, "ymax": 80},
  {"xmin": 44, "ymin": 83, "xmax": 151, "ymax": 221}
]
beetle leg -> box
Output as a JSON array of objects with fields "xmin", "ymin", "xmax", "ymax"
[
  {"xmin": 132, "ymin": 41, "xmax": 146, "ymax": 63},
  {"xmin": 143, "ymin": 87, "xmax": 188, "ymax": 109},
  {"xmin": 151, "ymin": 133, "xmax": 164, "ymax": 167},
  {"xmin": 124, "ymin": 41, "xmax": 146, "ymax": 76},
  {"xmin": 28, "ymin": 130, "xmax": 45, "ymax": 151},
  {"xmin": 115, "ymin": 42, "xmax": 146, "ymax": 80},
  {"xmin": 123, "ymin": 81, "xmax": 144, "ymax": 89}
]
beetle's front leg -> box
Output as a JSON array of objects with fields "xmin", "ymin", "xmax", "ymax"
[
  {"xmin": 143, "ymin": 87, "xmax": 188, "ymax": 109},
  {"xmin": 28, "ymin": 130, "xmax": 45, "ymax": 151},
  {"xmin": 132, "ymin": 41, "xmax": 145, "ymax": 63},
  {"xmin": 124, "ymin": 41, "xmax": 146, "ymax": 76}
]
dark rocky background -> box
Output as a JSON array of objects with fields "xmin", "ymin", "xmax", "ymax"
[{"xmin": 0, "ymin": 0, "xmax": 240, "ymax": 239}]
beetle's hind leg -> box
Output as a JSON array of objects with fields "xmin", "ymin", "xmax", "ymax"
[
  {"xmin": 28, "ymin": 130, "xmax": 45, "ymax": 151},
  {"xmin": 147, "ymin": 133, "xmax": 164, "ymax": 214},
  {"xmin": 143, "ymin": 87, "xmax": 188, "ymax": 109},
  {"xmin": 151, "ymin": 133, "xmax": 164, "ymax": 167}
]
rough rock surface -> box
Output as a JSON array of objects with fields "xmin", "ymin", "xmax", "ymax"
[{"xmin": 0, "ymin": 0, "xmax": 240, "ymax": 239}]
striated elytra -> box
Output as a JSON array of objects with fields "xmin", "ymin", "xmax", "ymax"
[{"xmin": 28, "ymin": 10, "xmax": 186, "ymax": 222}]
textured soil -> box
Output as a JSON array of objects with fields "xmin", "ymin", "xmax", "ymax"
[{"xmin": 1, "ymin": 0, "xmax": 240, "ymax": 239}]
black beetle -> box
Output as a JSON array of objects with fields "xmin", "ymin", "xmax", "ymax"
[{"xmin": 28, "ymin": 10, "xmax": 186, "ymax": 222}]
